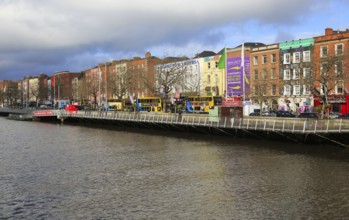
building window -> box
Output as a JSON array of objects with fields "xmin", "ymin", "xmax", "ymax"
[
  {"xmin": 293, "ymin": 68, "xmax": 300, "ymax": 80},
  {"xmin": 207, "ymin": 75, "xmax": 211, "ymax": 83},
  {"xmin": 270, "ymin": 68, "xmax": 276, "ymax": 79},
  {"xmin": 336, "ymin": 80, "xmax": 344, "ymax": 94},
  {"xmin": 303, "ymin": 68, "xmax": 310, "ymax": 79},
  {"xmin": 320, "ymin": 46, "xmax": 328, "ymax": 58},
  {"xmin": 262, "ymin": 69, "xmax": 267, "ymax": 79},
  {"xmin": 208, "ymin": 62, "xmax": 211, "ymax": 69},
  {"xmin": 336, "ymin": 61, "xmax": 343, "ymax": 76},
  {"xmin": 283, "ymin": 53, "xmax": 290, "ymax": 64},
  {"xmin": 215, "ymin": 62, "xmax": 218, "ymax": 68},
  {"xmin": 262, "ymin": 85, "xmax": 267, "ymax": 96},
  {"xmin": 335, "ymin": 44, "xmax": 344, "ymax": 56},
  {"xmin": 284, "ymin": 69, "xmax": 290, "ymax": 80},
  {"xmin": 293, "ymin": 85, "xmax": 301, "ymax": 95},
  {"xmin": 253, "ymin": 85, "xmax": 258, "ymax": 96},
  {"xmin": 293, "ymin": 52, "xmax": 301, "ymax": 63},
  {"xmin": 253, "ymin": 56, "xmax": 258, "ymax": 65},
  {"xmin": 284, "ymin": 85, "xmax": 291, "ymax": 96},
  {"xmin": 254, "ymin": 70, "xmax": 258, "ymax": 80},
  {"xmin": 262, "ymin": 55, "xmax": 267, "ymax": 64},
  {"xmin": 303, "ymin": 51, "xmax": 311, "ymax": 62},
  {"xmin": 271, "ymin": 54, "xmax": 276, "ymax": 63},
  {"xmin": 321, "ymin": 63, "xmax": 328, "ymax": 76},
  {"xmin": 272, "ymin": 84, "xmax": 276, "ymax": 96},
  {"xmin": 303, "ymin": 85, "xmax": 310, "ymax": 95}
]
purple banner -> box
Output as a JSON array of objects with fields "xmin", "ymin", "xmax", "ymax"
[{"xmin": 226, "ymin": 56, "xmax": 250, "ymax": 97}]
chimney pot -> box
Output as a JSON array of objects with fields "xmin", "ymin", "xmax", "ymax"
[{"xmin": 325, "ymin": 28, "xmax": 333, "ymax": 36}]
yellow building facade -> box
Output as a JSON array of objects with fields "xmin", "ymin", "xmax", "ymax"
[{"xmin": 201, "ymin": 55, "xmax": 225, "ymax": 96}]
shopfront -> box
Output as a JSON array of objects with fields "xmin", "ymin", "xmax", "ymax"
[{"xmin": 314, "ymin": 95, "xmax": 349, "ymax": 116}]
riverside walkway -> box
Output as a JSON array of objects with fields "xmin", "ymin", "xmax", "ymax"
[{"xmin": 1, "ymin": 108, "xmax": 349, "ymax": 147}]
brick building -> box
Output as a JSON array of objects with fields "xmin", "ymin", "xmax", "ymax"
[
  {"xmin": 313, "ymin": 28, "xmax": 349, "ymax": 115},
  {"xmin": 250, "ymin": 44, "xmax": 280, "ymax": 110}
]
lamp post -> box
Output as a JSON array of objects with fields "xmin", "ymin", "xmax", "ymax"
[
  {"xmin": 99, "ymin": 69, "xmax": 101, "ymax": 109},
  {"xmin": 197, "ymin": 59, "xmax": 201, "ymax": 96},
  {"xmin": 53, "ymin": 74, "xmax": 56, "ymax": 109},
  {"xmin": 105, "ymin": 63, "xmax": 108, "ymax": 110}
]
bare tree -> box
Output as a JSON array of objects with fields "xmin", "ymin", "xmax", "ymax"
[
  {"xmin": 85, "ymin": 73, "xmax": 101, "ymax": 108},
  {"xmin": 109, "ymin": 64, "xmax": 133, "ymax": 99},
  {"xmin": 250, "ymin": 68, "xmax": 274, "ymax": 115},
  {"xmin": 310, "ymin": 50, "xmax": 349, "ymax": 118},
  {"xmin": 30, "ymin": 84, "xmax": 40, "ymax": 107},
  {"xmin": 155, "ymin": 59, "xmax": 189, "ymax": 99},
  {"xmin": 3, "ymin": 81, "xmax": 19, "ymax": 106},
  {"xmin": 76, "ymin": 79, "xmax": 90, "ymax": 105}
]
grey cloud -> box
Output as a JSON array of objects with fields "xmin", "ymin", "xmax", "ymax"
[{"xmin": 0, "ymin": 0, "xmax": 332, "ymax": 79}]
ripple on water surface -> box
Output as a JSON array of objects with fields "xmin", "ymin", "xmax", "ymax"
[{"xmin": 0, "ymin": 118, "xmax": 348, "ymax": 219}]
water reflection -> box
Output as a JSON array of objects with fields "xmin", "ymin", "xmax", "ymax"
[{"xmin": 0, "ymin": 117, "xmax": 348, "ymax": 219}]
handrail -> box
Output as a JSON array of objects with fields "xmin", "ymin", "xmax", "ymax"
[{"xmin": 25, "ymin": 109, "xmax": 349, "ymax": 133}]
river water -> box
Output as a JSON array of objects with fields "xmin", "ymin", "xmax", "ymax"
[{"xmin": 0, "ymin": 117, "xmax": 348, "ymax": 219}]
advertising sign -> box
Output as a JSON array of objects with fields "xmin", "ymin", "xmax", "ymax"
[{"xmin": 226, "ymin": 56, "xmax": 250, "ymax": 97}]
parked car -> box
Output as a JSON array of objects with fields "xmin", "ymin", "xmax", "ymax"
[
  {"xmin": 272, "ymin": 110, "xmax": 296, "ymax": 118},
  {"xmin": 297, "ymin": 112, "xmax": 319, "ymax": 119},
  {"xmin": 249, "ymin": 111, "xmax": 276, "ymax": 117},
  {"xmin": 338, "ymin": 113, "xmax": 349, "ymax": 119}
]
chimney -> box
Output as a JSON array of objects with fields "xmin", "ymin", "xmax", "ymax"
[
  {"xmin": 325, "ymin": 28, "xmax": 333, "ymax": 36},
  {"xmin": 145, "ymin": 51, "xmax": 151, "ymax": 58}
]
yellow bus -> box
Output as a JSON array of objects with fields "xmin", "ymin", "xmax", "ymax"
[
  {"xmin": 136, "ymin": 97, "xmax": 162, "ymax": 112},
  {"xmin": 107, "ymin": 98, "xmax": 123, "ymax": 111},
  {"xmin": 187, "ymin": 96, "xmax": 222, "ymax": 112}
]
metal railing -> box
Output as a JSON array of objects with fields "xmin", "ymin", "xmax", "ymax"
[{"xmin": 54, "ymin": 110, "xmax": 349, "ymax": 134}]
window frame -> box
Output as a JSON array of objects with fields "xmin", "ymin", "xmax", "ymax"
[
  {"xmin": 253, "ymin": 56, "xmax": 258, "ymax": 65},
  {"xmin": 284, "ymin": 84, "xmax": 291, "ymax": 96},
  {"xmin": 293, "ymin": 85, "xmax": 301, "ymax": 96},
  {"xmin": 271, "ymin": 54, "xmax": 276, "ymax": 63},
  {"xmin": 284, "ymin": 69, "xmax": 290, "ymax": 80},
  {"xmin": 303, "ymin": 51, "xmax": 311, "ymax": 62},
  {"xmin": 335, "ymin": 61, "xmax": 343, "ymax": 76},
  {"xmin": 293, "ymin": 68, "xmax": 300, "ymax": 80},
  {"xmin": 303, "ymin": 68, "xmax": 310, "ymax": 79},
  {"xmin": 293, "ymin": 52, "xmax": 301, "ymax": 63},
  {"xmin": 335, "ymin": 43, "xmax": 344, "ymax": 56},
  {"xmin": 320, "ymin": 46, "xmax": 328, "ymax": 58},
  {"xmin": 272, "ymin": 84, "xmax": 276, "ymax": 96},
  {"xmin": 262, "ymin": 55, "xmax": 267, "ymax": 64},
  {"xmin": 283, "ymin": 53, "xmax": 290, "ymax": 64}
]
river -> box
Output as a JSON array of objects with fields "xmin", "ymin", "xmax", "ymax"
[{"xmin": 0, "ymin": 117, "xmax": 348, "ymax": 219}]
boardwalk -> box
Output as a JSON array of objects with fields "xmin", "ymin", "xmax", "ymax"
[
  {"xmin": 54, "ymin": 110, "xmax": 349, "ymax": 134},
  {"xmin": 1, "ymin": 108, "xmax": 349, "ymax": 147}
]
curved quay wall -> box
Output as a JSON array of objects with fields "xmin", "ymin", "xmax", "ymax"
[{"xmin": 37, "ymin": 110, "xmax": 349, "ymax": 148}]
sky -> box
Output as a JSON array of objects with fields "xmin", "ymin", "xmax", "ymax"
[{"xmin": 1, "ymin": 0, "xmax": 349, "ymax": 80}]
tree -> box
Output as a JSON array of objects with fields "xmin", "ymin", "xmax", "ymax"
[
  {"xmin": 85, "ymin": 72, "xmax": 101, "ymax": 108},
  {"xmin": 109, "ymin": 63, "xmax": 133, "ymax": 99},
  {"xmin": 155, "ymin": 58, "xmax": 189, "ymax": 99},
  {"xmin": 30, "ymin": 83, "xmax": 40, "ymax": 107},
  {"xmin": 250, "ymin": 67, "xmax": 275, "ymax": 115},
  {"xmin": 76, "ymin": 78, "xmax": 90, "ymax": 106},
  {"xmin": 311, "ymin": 50, "xmax": 349, "ymax": 118},
  {"xmin": 4, "ymin": 81, "xmax": 20, "ymax": 106}
]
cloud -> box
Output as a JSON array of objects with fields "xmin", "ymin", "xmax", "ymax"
[{"xmin": 0, "ymin": 0, "xmax": 336, "ymax": 79}]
